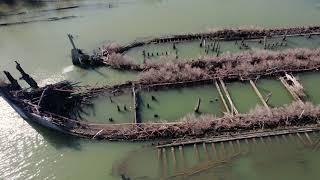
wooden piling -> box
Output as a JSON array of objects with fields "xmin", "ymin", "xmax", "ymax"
[
  {"xmin": 263, "ymin": 36, "xmax": 267, "ymax": 49},
  {"xmin": 179, "ymin": 146, "xmax": 185, "ymax": 169},
  {"xmin": 171, "ymin": 147, "xmax": 177, "ymax": 172},
  {"xmin": 158, "ymin": 148, "xmax": 162, "ymax": 161},
  {"xmin": 220, "ymin": 142, "xmax": 226, "ymax": 157},
  {"xmin": 214, "ymin": 81, "xmax": 230, "ymax": 113},
  {"xmin": 194, "ymin": 98, "xmax": 201, "ymax": 113},
  {"xmin": 236, "ymin": 140, "xmax": 241, "ymax": 151},
  {"xmin": 304, "ymin": 132, "xmax": 313, "ymax": 145},
  {"xmin": 194, "ymin": 144, "xmax": 200, "ymax": 161},
  {"xmin": 260, "ymin": 137, "xmax": 265, "ymax": 145},
  {"xmin": 219, "ymin": 79, "xmax": 238, "ymax": 114},
  {"xmin": 282, "ymin": 135, "xmax": 288, "ymax": 142},
  {"xmin": 211, "ymin": 143, "xmax": 218, "ymax": 159},
  {"xmin": 249, "ymin": 80, "xmax": 270, "ymax": 111},
  {"xmin": 202, "ymin": 143, "xmax": 209, "ymax": 160},
  {"xmin": 229, "ymin": 141, "xmax": 235, "ymax": 154},
  {"xmin": 162, "ymin": 148, "xmax": 167, "ymax": 178},
  {"xmin": 132, "ymin": 84, "xmax": 142, "ymax": 124},
  {"xmin": 296, "ymin": 133, "xmax": 307, "ymax": 146}
]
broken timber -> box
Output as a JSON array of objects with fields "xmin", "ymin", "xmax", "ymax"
[
  {"xmin": 214, "ymin": 81, "xmax": 230, "ymax": 113},
  {"xmin": 279, "ymin": 76, "xmax": 304, "ymax": 104},
  {"xmin": 156, "ymin": 126, "xmax": 320, "ymax": 148},
  {"xmin": 219, "ymin": 79, "xmax": 238, "ymax": 115},
  {"xmin": 249, "ymin": 80, "xmax": 270, "ymax": 111},
  {"xmin": 132, "ymin": 84, "xmax": 141, "ymax": 124}
]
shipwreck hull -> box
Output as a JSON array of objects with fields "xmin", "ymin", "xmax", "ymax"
[{"xmin": 0, "ymin": 90, "xmax": 68, "ymax": 134}]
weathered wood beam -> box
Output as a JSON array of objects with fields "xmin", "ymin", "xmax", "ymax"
[
  {"xmin": 156, "ymin": 126, "xmax": 320, "ymax": 148},
  {"xmin": 279, "ymin": 76, "xmax": 303, "ymax": 104},
  {"xmin": 219, "ymin": 79, "xmax": 238, "ymax": 115},
  {"xmin": 249, "ymin": 80, "xmax": 270, "ymax": 111},
  {"xmin": 214, "ymin": 81, "xmax": 230, "ymax": 113}
]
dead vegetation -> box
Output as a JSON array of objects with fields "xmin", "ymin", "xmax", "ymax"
[
  {"xmin": 102, "ymin": 25, "xmax": 320, "ymax": 55},
  {"xmin": 138, "ymin": 48, "xmax": 320, "ymax": 84},
  {"xmin": 72, "ymin": 102, "xmax": 320, "ymax": 140}
]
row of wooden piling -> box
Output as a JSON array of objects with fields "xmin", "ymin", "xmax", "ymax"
[{"xmin": 158, "ymin": 130, "xmax": 318, "ymax": 178}]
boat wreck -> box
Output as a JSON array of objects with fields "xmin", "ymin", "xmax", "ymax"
[
  {"xmin": 68, "ymin": 25, "xmax": 320, "ymax": 68},
  {"xmin": 1, "ymin": 59, "xmax": 320, "ymax": 143}
]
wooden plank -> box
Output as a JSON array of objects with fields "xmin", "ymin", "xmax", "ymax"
[
  {"xmin": 179, "ymin": 146, "xmax": 185, "ymax": 169},
  {"xmin": 236, "ymin": 139, "xmax": 241, "ymax": 151},
  {"xmin": 162, "ymin": 148, "xmax": 167, "ymax": 178},
  {"xmin": 194, "ymin": 144, "xmax": 200, "ymax": 161},
  {"xmin": 171, "ymin": 147, "xmax": 177, "ymax": 173},
  {"xmin": 279, "ymin": 77, "xmax": 303, "ymax": 104},
  {"xmin": 211, "ymin": 143, "xmax": 218, "ymax": 159},
  {"xmin": 156, "ymin": 126, "xmax": 320, "ymax": 148},
  {"xmin": 219, "ymin": 79, "xmax": 238, "ymax": 114},
  {"xmin": 202, "ymin": 143, "xmax": 209, "ymax": 160},
  {"xmin": 229, "ymin": 141, "xmax": 235, "ymax": 154},
  {"xmin": 304, "ymin": 132, "xmax": 313, "ymax": 144},
  {"xmin": 249, "ymin": 80, "xmax": 270, "ymax": 111},
  {"xmin": 215, "ymin": 81, "xmax": 230, "ymax": 113}
]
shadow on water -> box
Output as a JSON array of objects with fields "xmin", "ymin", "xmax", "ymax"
[{"xmin": 24, "ymin": 118, "xmax": 82, "ymax": 151}]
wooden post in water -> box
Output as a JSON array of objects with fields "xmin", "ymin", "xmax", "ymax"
[
  {"xmin": 304, "ymin": 132, "xmax": 313, "ymax": 145},
  {"xmin": 249, "ymin": 80, "xmax": 270, "ymax": 112},
  {"xmin": 162, "ymin": 148, "xmax": 168, "ymax": 178},
  {"xmin": 211, "ymin": 143, "xmax": 218, "ymax": 159},
  {"xmin": 220, "ymin": 142, "xmax": 226, "ymax": 158},
  {"xmin": 194, "ymin": 144, "xmax": 200, "ymax": 161},
  {"xmin": 296, "ymin": 133, "xmax": 307, "ymax": 146},
  {"xmin": 171, "ymin": 147, "xmax": 177, "ymax": 173},
  {"xmin": 194, "ymin": 98, "xmax": 201, "ymax": 113},
  {"xmin": 215, "ymin": 81, "xmax": 230, "ymax": 113},
  {"xmin": 263, "ymin": 36, "xmax": 267, "ymax": 49},
  {"xmin": 132, "ymin": 84, "xmax": 142, "ymax": 124},
  {"xmin": 282, "ymin": 135, "xmax": 288, "ymax": 142},
  {"xmin": 236, "ymin": 140, "xmax": 241, "ymax": 151},
  {"xmin": 229, "ymin": 141, "xmax": 235, "ymax": 154},
  {"xmin": 179, "ymin": 146, "xmax": 185, "ymax": 169},
  {"xmin": 202, "ymin": 143, "xmax": 209, "ymax": 160},
  {"xmin": 219, "ymin": 79, "xmax": 238, "ymax": 115},
  {"xmin": 260, "ymin": 137, "xmax": 266, "ymax": 145}
]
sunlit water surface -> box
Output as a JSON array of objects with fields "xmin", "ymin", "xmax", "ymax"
[{"xmin": 1, "ymin": 0, "xmax": 320, "ymax": 179}]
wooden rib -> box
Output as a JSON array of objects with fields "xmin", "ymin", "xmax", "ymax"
[
  {"xmin": 171, "ymin": 147, "xmax": 177, "ymax": 173},
  {"xmin": 229, "ymin": 141, "xmax": 235, "ymax": 154},
  {"xmin": 194, "ymin": 144, "xmax": 200, "ymax": 161},
  {"xmin": 279, "ymin": 76, "xmax": 303, "ymax": 104},
  {"xmin": 219, "ymin": 79, "xmax": 238, "ymax": 114},
  {"xmin": 162, "ymin": 148, "xmax": 167, "ymax": 178},
  {"xmin": 304, "ymin": 132, "xmax": 313, "ymax": 145},
  {"xmin": 296, "ymin": 133, "xmax": 307, "ymax": 146},
  {"xmin": 249, "ymin": 80, "xmax": 270, "ymax": 111},
  {"xmin": 179, "ymin": 146, "xmax": 185, "ymax": 169},
  {"xmin": 202, "ymin": 143, "xmax": 209, "ymax": 160},
  {"xmin": 215, "ymin": 81, "xmax": 230, "ymax": 113},
  {"xmin": 236, "ymin": 140, "xmax": 241, "ymax": 151},
  {"xmin": 211, "ymin": 143, "xmax": 218, "ymax": 159}
]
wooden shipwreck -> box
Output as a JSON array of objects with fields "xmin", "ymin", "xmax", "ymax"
[{"xmin": 1, "ymin": 60, "xmax": 320, "ymax": 143}]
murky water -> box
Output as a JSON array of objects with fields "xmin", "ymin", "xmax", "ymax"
[
  {"xmin": 117, "ymin": 133, "xmax": 320, "ymax": 180},
  {"xmin": 126, "ymin": 36, "xmax": 320, "ymax": 63},
  {"xmin": 1, "ymin": 0, "xmax": 320, "ymax": 179},
  {"xmin": 141, "ymin": 85, "xmax": 223, "ymax": 122}
]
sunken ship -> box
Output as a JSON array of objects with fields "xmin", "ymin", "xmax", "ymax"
[{"xmin": 2, "ymin": 25, "xmax": 320, "ymax": 145}]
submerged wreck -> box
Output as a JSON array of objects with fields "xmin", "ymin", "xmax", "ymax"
[
  {"xmin": 68, "ymin": 25, "xmax": 320, "ymax": 68},
  {"xmin": 1, "ymin": 54, "xmax": 320, "ymax": 143}
]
